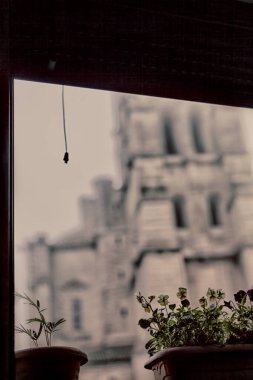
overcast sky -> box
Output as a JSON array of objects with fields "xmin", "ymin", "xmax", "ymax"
[
  {"xmin": 14, "ymin": 80, "xmax": 118, "ymax": 249},
  {"xmin": 14, "ymin": 80, "xmax": 253, "ymax": 251}
]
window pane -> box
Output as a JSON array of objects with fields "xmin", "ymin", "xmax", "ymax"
[
  {"xmin": 164, "ymin": 118, "xmax": 178, "ymax": 154},
  {"xmin": 192, "ymin": 116, "xmax": 205, "ymax": 153},
  {"xmin": 173, "ymin": 197, "xmax": 187, "ymax": 228},
  {"xmin": 72, "ymin": 299, "xmax": 82, "ymax": 330},
  {"xmin": 208, "ymin": 195, "xmax": 222, "ymax": 226}
]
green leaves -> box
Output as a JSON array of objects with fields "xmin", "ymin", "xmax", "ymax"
[
  {"xmin": 15, "ymin": 293, "xmax": 66, "ymax": 347},
  {"xmin": 45, "ymin": 318, "xmax": 66, "ymax": 334},
  {"xmin": 136, "ymin": 287, "xmax": 253, "ymax": 354}
]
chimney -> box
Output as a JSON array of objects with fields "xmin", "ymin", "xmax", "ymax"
[
  {"xmin": 78, "ymin": 196, "xmax": 98, "ymax": 233},
  {"xmin": 93, "ymin": 177, "xmax": 113, "ymax": 229}
]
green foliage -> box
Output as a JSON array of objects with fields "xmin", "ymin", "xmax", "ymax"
[
  {"xmin": 15, "ymin": 293, "xmax": 66, "ymax": 347},
  {"xmin": 136, "ymin": 288, "xmax": 253, "ymax": 355}
]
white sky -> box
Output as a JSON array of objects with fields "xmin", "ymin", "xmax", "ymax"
[
  {"xmin": 14, "ymin": 79, "xmax": 253, "ymax": 250},
  {"xmin": 14, "ymin": 80, "xmax": 118, "ymax": 248}
]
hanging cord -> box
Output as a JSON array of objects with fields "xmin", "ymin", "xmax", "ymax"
[{"xmin": 62, "ymin": 85, "xmax": 69, "ymax": 163}]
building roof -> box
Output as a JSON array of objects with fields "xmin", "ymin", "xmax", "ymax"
[{"xmin": 51, "ymin": 228, "xmax": 96, "ymax": 251}]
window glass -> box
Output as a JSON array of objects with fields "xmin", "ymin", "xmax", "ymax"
[
  {"xmin": 164, "ymin": 118, "xmax": 178, "ymax": 154},
  {"xmin": 72, "ymin": 299, "xmax": 82, "ymax": 331},
  {"xmin": 191, "ymin": 116, "xmax": 205, "ymax": 153},
  {"xmin": 173, "ymin": 197, "xmax": 187, "ymax": 228},
  {"xmin": 208, "ymin": 194, "xmax": 222, "ymax": 226}
]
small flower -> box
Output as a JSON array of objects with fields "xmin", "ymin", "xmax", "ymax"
[
  {"xmin": 157, "ymin": 294, "xmax": 169, "ymax": 306},
  {"xmin": 138, "ymin": 318, "xmax": 151, "ymax": 329},
  {"xmin": 141, "ymin": 301, "xmax": 152, "ymax": 313},
  {"xmin": 199, "ymin": 296, "xmax": 207, "ymax": 308},
  {"xmin": 135, "ymin": 292, "xmax": 143, "ymax": 303},
  {"xmin": 216, "ymin": 289, "xmax": 225, "ymax": 300},
  {"xmin": 234, "ymin": 290, "xmax": 247, "ymax": 304},
  {"xmin": 247, "ymin": 289, "xmax": 253, "ymax": 302},
  {"xmin": 207, "ymin": 288, "xmax": 217, "ymax": 302},
  {"xmin": 148, "ymin": 295, "xmax": 155, "ymax": 302},
  {"xmin": 181, "ymin": 299, "xmax": 190, "ymax": 308},
  {"xmin": 176, "ymin": 287, "xmax": 187, "ymax": 300}
]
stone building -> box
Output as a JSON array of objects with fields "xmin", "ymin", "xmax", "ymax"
[{"xmin": 25, "ymin": 94, "xmax": 253, "ymax": 380}]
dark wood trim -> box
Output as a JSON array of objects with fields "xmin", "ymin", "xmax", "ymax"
[
  {"xmin": 8, "ymin": 0, "xmax": 253, "ymax": 109},
  {"xmin": 0, "ymin": 2, "xmax": 252, "ymax": 379},
  {"xmin": 0, "ymin": 76, "xmax": 14, "ymax": 380}
]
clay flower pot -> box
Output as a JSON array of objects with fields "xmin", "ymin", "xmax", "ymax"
[
  {"xmin": 144, "ymin": 344, "xmax": 253, "ymax": 380},
  {"xmin": 15, "ymin": 346, "xmax": 88, "ymax": 380}
]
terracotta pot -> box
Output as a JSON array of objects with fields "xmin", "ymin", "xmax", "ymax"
[
  {"xmin": 144, "ymin": 344, "xmax": 253, "ymax": 380},
  {"xmin": 15, "ymin": 346, "xmax": 88, "ymax": 380}
]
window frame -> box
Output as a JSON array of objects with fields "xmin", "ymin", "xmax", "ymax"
[{"xmin": 0, "ymin": 76, "xmax": 14, "ymax": 380}]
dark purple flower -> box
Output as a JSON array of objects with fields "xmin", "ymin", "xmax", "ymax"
[
  {"xmin": 138, "ymin": 318, "xmax": 150, "ymax": 329},
  {"xmin": 234, "ymin": 290, "xmax": 247, "ymax": 304},
  {"xmin": 224, "ymin": 300, "xmax": 233, "ymax": 310},
  {"xmin": 247, "ymin": 289, "xmax": 253, "ymax": 302},
  {"xmin": 181, "ymin": 299, "xmax": 190, "ymax": 308}
]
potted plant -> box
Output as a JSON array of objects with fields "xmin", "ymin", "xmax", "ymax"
[
  {"xmin": 15, "ymin": 293, "xmax": 88, "ymax": 380},
  {"xmin": 136, "ymin": 287, "xmax": 253, "ymax": 380}
]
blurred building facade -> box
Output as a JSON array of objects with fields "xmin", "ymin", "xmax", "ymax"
[{"xmin": 25, "ymin": 94, "xmax": 253, "ymax": 380}]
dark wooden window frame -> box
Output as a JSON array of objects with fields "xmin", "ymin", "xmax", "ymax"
[
  {"xmin": 2, "ymin": 2, "xmax": 253, "ymax": 379},
  {"xmin": 0, "ymin": 76, "xmax": 14, "ymax": 380}
]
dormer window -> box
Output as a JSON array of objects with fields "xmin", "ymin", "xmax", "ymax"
[
  {"xmin": 172, "ymin": 196, "xmax": 187, "ymax": 228},
  {"xmin": 164, "ymin": 118, "xmax": 178, "ymax": 154},
  {"xmin": 208, "ymin": 194, "xmax": 222, "ymax": 226}
]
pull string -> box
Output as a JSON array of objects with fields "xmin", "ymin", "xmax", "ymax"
[{"xmin": 62, "ymin": 85, "xmax": 69, "ymax": 163}]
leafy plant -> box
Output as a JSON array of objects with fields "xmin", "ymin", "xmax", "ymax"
[
  {"xmin": 15, "ymin": 292, "xmax": 66, "ymax": 347},
  {"xmin": 136, "ymin": 288, "xmax": 253, "ymax": 356}
]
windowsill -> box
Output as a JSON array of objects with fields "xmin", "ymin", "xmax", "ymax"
[
  {"xmin": 59, "ymin": 332, "xmax": 92, "ymax": 341},
  {"xmin": 187, "ymin": 153, "xmax": 221, "ymax": 164},
  {"xmin": 209, "ymin": 226, "xmax": 225, "ymax": 237},
  {"xmin": 177, "ymin": 228, "xmax": 190, "ymax": 244},
  {"xmin": 164, "ymin": 155, "xmax": 186, "ymax": 166},
  {"xmin": 177, "ymin": 227, "xmax": 189, "ymax": 234}
]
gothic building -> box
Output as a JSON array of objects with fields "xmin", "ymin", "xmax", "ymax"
[{"xmin": 24, "ymin": 94, "xmax": 253, "ymax": 380}]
